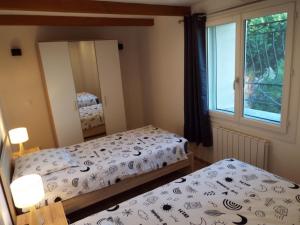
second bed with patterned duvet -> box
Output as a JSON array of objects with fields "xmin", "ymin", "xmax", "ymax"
[{"xmin": 71, "ymin": 158, "xmax": 300, "ymax": 225}]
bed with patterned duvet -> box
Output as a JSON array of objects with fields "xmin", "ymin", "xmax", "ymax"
[
  {"xmin": 13, "ymin": 125, "xmax": 188, "ymax": 206},
  {"xmin": 71, "ymin": 158, "xmax": 300, "ymax": 225}
]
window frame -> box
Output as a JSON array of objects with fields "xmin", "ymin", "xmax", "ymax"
[
  {"xmin": 206, "ymin": 2, "xmax": 295, "ymax": 134},
  {"xmin": 206, "ymin": 15, "xmax": 241, "ymax": 122}
]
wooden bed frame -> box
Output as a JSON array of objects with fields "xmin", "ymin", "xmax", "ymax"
[
  {"xmin": 0, "ymin": 137, "xmax": 194, "ymax": 222},
  {"xmin": 63, "ymin": 151, "xmax": 193, "ymax": 214},
  {"xmin": 82, "ymin": 124, "xmax": 106, "ymax": 139}
]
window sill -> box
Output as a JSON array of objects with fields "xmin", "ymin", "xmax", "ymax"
[
  {"xmin": 209, "ymin": 110, "xmax": 236, "ymax": 121},
  {"xmin": 209, "ymin": 110, "xmax": 293, "ymax": 143}
]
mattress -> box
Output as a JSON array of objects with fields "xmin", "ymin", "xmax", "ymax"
[
  {"xmin": 77, "ymin": 92, "xmax": 99, "ymax": 108},
  {"xmin": 71, "ymin": 159, "xmax": 300, "ymax": 225},
  {"xmin": 13, "ymin": 125, "xmax": 188, "ymax": 206},
  {"xmin": 79, "ymin": 104, "xmax": 105, "ymax": 131}
]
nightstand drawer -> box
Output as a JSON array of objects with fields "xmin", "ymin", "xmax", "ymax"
[{"xmin": 17, "ymin": 202, "xmax": 68, "ymax": 225}]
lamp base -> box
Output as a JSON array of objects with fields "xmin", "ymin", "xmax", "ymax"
[
  {"xmin": 18, "ymin": 143, "xmax": 25, "ymax": 156},
  {"xmin": 30, "ymin": 206, "xmax": 45, "ymax": 225}
]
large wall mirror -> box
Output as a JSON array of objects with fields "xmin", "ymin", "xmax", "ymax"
[
  {"xmin": 69, "ymin": 41, "xmax": 106, "ymax": 140},
  {"xmin": 39, "ymin": 40, "xmax": 127, "ymax": 147}
]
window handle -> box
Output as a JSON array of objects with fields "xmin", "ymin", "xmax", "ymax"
[{"xmin": 233, "ymin": 77, "xmax": 240, "ymax": 90}]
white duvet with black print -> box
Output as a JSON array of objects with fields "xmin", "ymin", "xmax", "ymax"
[
  {"xmin": 71, "ymin": 159, "xmax": 300, "ymax": 225},
  {"xmin": 13, "ymin": 125, "xmax": 188, "ymax": 207},
  {"xmin": 79, "ymin": 103, "xmax": 105, "ymax": 131}
]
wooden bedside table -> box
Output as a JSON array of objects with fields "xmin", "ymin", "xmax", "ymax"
[
  {"xmin": 17, "ymin": 202, "xmax": 68, "ymax": 225},
  {"xmin": 12, "ymin": 147, "xmax": 40, "ymax": 160}
]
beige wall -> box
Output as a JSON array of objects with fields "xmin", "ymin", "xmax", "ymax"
[
  {"xmin": 69, "ymin": 41, "xmax": 102, "ymax": 99},
  {"xmin": 139, "ymin": 16, "xmax": 185, "ymax": 135},
  {"xmin": 0, "ymin": 27, "xmax": 55, "ymax": 150},
  {"xmin": 93, "ymin": 28, "xmax": 145, "ymax": 130},
  {"xmin": 0, "ymin": 26, "xmax": 145, "ymax": 149},
  {"xmin": 191, "ymin": 0, "xmax": 257, "ymax": 13}
]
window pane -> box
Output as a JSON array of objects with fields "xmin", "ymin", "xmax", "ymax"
[
  {"xmin": 243, "ymin": 12, "xmax": 288, "ymax": 123},
  {"xmin": 208, "ymin": 23, "xmax": 236, "ymax": 113}
]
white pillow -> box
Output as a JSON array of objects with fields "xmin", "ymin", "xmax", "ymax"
[{"xmin": 13, "ymin": 148, "xmax": 79, "ymax": 179}]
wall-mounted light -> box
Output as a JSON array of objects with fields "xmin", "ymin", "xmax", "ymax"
[{"xmin": 11, "ymin": 48, "xmax": 22, "ymax": 56}]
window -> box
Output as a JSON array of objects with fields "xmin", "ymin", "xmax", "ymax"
[
  {"xmin": 243, "ymin": 12, "xmax": 287, "ymax": 123},
  {"xmin": 208, "ymin": 23, "xmax": 236, "ymax": 113},
  {"xmin": 207, "ymin": 3, "xmax": 294, "ymax": 131}
]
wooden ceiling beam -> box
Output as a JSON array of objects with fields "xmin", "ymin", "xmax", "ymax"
[
  {"xmin": 0, "ymin": 15, "xmax": 154, "ymax": 26},
  {"xmin": 0, "ymin": 0, "xmax": 191, "ymax": 16}
]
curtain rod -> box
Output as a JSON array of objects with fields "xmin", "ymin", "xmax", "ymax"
[{"xmin": 178, "ymin": 0, "xmax": 266, "ymax": 23}]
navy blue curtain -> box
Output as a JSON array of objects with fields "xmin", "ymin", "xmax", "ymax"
[{"xmin": 184, "ymin": 14, "xmax": 212, "ymax": 147}]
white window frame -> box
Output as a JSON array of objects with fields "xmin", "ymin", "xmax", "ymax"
[
  {"xmin": 207, "ymin": 2, "xmax": 295, "ymax": 135},
  {"xmin": 207, "ymin": 16, "xmax": 240, "ymax": 121}
]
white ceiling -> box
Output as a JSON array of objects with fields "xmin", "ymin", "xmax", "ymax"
[{"xmin": 98, "ymin": 0, "xmax": 202, "ymax": 6}]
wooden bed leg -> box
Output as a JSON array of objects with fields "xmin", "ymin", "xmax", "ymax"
[
  {"xmin": 181, "ymin": 152, "xmax": 194, "ymax": 174},
  {"xmin": 188, "ymin": 152, "xmax": 194, "ymax": 173}
]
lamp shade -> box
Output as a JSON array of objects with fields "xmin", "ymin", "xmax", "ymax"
[
  {"xmin": 10, "ymin": 174, "xmax": 45, "ymax": 209},
  {"xmin": 8, "ymin": 127, "xmax": 29, "ymax": 144}
]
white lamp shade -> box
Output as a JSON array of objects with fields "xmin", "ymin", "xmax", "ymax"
[
  {"xmin": 10, "ymin": 174, "xmax": 45, "ymax": 209},
  {"xmin": 8, "ymin": 127, "xmax": 29, "ymax": 144}
]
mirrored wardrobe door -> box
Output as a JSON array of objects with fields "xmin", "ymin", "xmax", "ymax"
[{"xmin": 68, "ymin": 41, "xmax": 106, "ymax": 140}]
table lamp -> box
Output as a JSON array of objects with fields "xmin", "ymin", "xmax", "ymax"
[
  {"xmin": 8, "ymin": 127, "xmax": 29, "ymax": 156},
  {"xmin": 10, "ymin": 174, "xmax": 45, "ymax": 225}
]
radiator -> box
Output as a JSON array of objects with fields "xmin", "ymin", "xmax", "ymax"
[{"xmin": 213, "ymin": 126, "xmax": 270, "ymax": 169}]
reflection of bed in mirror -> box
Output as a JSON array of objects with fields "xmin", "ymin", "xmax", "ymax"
[
  {"xmin": 77, "ymin": 93, "xmax": 106, "ymax": 138},
  {"xmin": 76, "ymin": 92, "xmax": 100, "ymax": 108},
  {"xmin": 39, "ymin": 40, "xmax": 127, "ymax": 147}
]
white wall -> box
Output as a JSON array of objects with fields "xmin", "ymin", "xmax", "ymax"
[{"xmin": 0, "ymin": 26, "xmax": 145, "ymax": 149}]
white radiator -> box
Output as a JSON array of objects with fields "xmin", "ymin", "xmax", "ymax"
[{"xmin": 213, "ymin": 126, "xmax": 270, "ymax": 169}]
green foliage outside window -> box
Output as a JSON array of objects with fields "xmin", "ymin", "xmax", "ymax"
[{"xmin": 244, "ymin": 12, "xmax": 287, "ymax": 114}]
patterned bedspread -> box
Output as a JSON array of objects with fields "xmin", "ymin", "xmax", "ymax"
[
  {"xmin": 71, "ymin": 159, "xmax": 300, "ymax": 225},
  {"xmin": 77, "ymin": 92, "xmax": 99, "ymax": 108},
  {"xmin": 79, "ymin": 104, "xmax": 105, "ymax": 131},
  {"xmin": 13, "ymin": 126, "xmax": 188, "ymax": 206}
]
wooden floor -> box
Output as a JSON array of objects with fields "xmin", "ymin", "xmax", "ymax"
[{"xmin": 67, "ymin": 157, "xmax": 210, "ymax": 223}]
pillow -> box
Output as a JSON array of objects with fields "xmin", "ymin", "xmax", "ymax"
[{"xmin": 13, "ymin": 148, "xmax": 79, "ymax": 179}]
